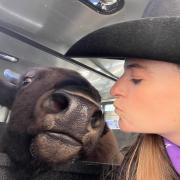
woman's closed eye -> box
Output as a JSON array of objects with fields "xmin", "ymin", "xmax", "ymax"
[{"xmin": 131, "ymin": 79, "xmax": 142, "ymax": 84}]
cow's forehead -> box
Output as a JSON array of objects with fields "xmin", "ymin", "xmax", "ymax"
[
  {"xmin": 24, "ymin": 67, "xmax": 77, "ymax": 76},
  {"xmin": 20, "ymin": 67, "xmax": 101, "ymax": 102}
]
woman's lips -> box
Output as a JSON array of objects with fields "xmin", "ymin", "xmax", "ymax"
[
  {"xmin": 114, "ymin": 108, "xmax": 121, "ymax": 116},
  {"xmin": 114, "ymin": 107, "xmax": 125, "ymax": 119},
  {"xmin": 114, "ymin": 105, "xmax": 124, "ymax": 112}
]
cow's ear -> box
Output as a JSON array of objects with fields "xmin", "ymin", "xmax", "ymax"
[{"xmin": 0, "ymin": 79, "xmax": 17, "ymax": 109}]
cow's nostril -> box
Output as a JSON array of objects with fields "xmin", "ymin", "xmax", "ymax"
[
  {"xmin": 52, "ymin": 93, "xmax": 69, "ymax": 112},
  {"xmin": 90, "ymin": 110, "xmax": 103, "ymax": 128}
]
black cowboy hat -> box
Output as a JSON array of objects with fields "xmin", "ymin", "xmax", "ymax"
[{"xmin": 65, "ymin": 0, "xmax": 180, "ymax": 64}]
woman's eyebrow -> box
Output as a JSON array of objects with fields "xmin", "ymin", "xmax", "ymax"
[{"xmin": 125, "ymin": 63, "xmax": 147, "ymax": 70}]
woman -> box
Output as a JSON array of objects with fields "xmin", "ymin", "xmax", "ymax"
[
  {"xmin": 110, "ymin": 58, "xmax": 180, "ymax": 179},
  {"xmin": 65, "ymin": 2, "xmax": 180, "ymax": 180}
]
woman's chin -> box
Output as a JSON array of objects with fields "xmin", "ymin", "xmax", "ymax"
[{"xmin": 119, "ymin": 120, "xmax": 136, "ymax": 133}]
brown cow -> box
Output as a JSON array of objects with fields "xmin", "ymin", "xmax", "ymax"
[{"xmin": 0, "ymin": 67, "xmax": 122, "ymax": 179}]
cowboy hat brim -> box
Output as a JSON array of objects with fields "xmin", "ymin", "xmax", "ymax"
[{"xmin": 65, "ymin": 17, "xmax": 180, "ymax": 64}]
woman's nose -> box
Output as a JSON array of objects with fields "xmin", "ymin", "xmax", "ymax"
[
  {"xmin": 110, "ymin": 77, "xmax": 126, "ymax": 97},
  {"xmin": 110, "ymin": 81, "xmax": 120, "ymax": 96}
]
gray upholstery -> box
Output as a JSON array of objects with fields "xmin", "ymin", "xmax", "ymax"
[
  {"xmin": 143, "ymin": 0, "xmax": 180, "ymax": 17},
  {"xmin": 0, "ymin": 153, "xmax": 14, "ymax": 180}
]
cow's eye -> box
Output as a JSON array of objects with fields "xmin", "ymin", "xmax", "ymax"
[{"xmin": 22, "ymin": 77, "xmax": 32, "ymax": 86}]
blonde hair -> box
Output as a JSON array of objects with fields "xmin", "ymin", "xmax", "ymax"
[{"xmin": 119, "ymin": 134, "xmax": 179, "ymax": 180}]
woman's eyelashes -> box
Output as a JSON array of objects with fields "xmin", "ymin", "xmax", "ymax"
[{"xmin": 131, "ymin": 79, "xmax": 142, "ymax": 84}]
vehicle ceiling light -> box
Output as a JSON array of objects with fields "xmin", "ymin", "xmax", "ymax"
[
  {"xmin": 4, "ymin": 69, "xmax": 20, "ymax": 84},
  {"xmin": 101, "ymin": 0, "xmax": 118, "ymax": 5},
  {"xmin": 80, "ymin": 0, "xmax": 124, "ymax": 15},
  {"xmin": 0, "ymin": 52, "xmax": 19, "ymax": 62}
]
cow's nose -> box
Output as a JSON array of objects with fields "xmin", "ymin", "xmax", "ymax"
[
  {"xmin": 51, "ymin": 89, "xmax": 102, "ymax": 126},
  {"xmin": 90, "ymin": 110, "xmax": 103, "ymax": 128},
  {"xmin": 51, "ymin": 90, "xmax": 69, "ymax": 112}
]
